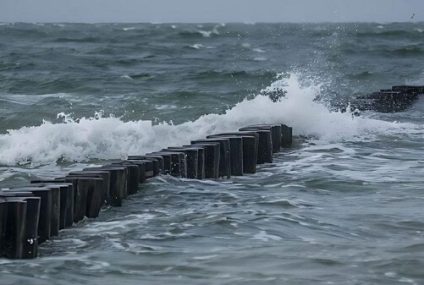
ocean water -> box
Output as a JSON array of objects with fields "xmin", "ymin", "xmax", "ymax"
[{"xmin": 0, "ymin": 22, "xmax": 423, "ymax": 284}]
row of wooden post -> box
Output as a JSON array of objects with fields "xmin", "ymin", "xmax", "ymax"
[{"xmin": 0, "ymin": 123, "xmax": 292, "ymax": 259}]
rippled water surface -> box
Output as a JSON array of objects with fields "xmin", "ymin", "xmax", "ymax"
[{"xmin": 0, "ymin": 23, "xmax": 423, "ymax": 284}]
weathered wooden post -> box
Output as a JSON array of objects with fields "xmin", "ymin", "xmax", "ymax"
[
  {"xmin": 8, "ymin": 188, "xmax": 52, "ymax": 243},
  {"xmin": 124, "ymin": 159, "xmax": 147, "ymax": 183},
  {"xmin": 59, "ymin": 177, "xmax": 89, "ymax": 222},
  {"xmin": 207, "ymin": 135, "xmax": 244, "ymax": 176},
  {"xmin": 210, "ymin": 132, "xmax": 258, "ymax": 174},
  {"xmin": 2, "ymin": 198, "xmax": 27, "ymax": 259},
  {"xmin": 239, "ymin": 127, "xmax": 273, "ymax": 164},
  {"xmin": 169, "ymin": 146, "xmax": 205, "ymax": 179},
  {"xmin": 187, "ymin": 142, "xmax": 220, "ymax": 179},
  {"xmin": 68, "ymin": 172, "xmax": 110, "ymax": 206},
  {"xmin": 245, "ymin": 124, "xmax": 281, "ymax": 152},
  {"xmin": 0, "ymin": 193, "xmax": 41, "ymax": 258},
  {"xmin": 192, "ymin": 138, "xmax": 231, "ymax": 178},
  {"xmin": 109, "ymin": 162, "xmax": 140, "ymax": 196},
  {"xmin": 281, "ymin": 124, "xmax": 293, "ymax": 147},
  {"xmin": 163, "ymin": 148, "xmax": 198, "ymax": 179},
  {"xmin": 0, "ymin": 198, "xmax": 6, "ymax": 257},
  {"xmin": 44, "ymin": 186, "xmax": 60, "ymax": 237},
  {"xmin": 31, "ymin": 181, "xmax": 74, "ymax": 228},
  {"xmin": 84, "ymin": 167, "xmax": 127, "ymax": 207},
  {"xmin": 150, "ymin": 151, "xmax": 186, "ymax": 177},
  {"xmin": 85, "ymin": 178, "xmax": 104, "ymax": 218},
  {"xmin": 146, "ymin": 152, "xmax": 172, "ymax": 175}
]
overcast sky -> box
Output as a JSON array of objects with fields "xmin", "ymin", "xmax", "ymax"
[{"xmin": 0, "ymin": 0, "xmax": 423, "ymax": 23}]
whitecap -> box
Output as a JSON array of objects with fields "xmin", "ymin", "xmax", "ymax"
[
  {"xmin": 122, "ymin": 27, "xmax": 135, "ymax": 31},
  {"xmin": 189, "ymin": 43, "xmax": 204, "ymax": 49},
  {"xmin": 0, "ymin": 73, "xmax": 420, "ymax": 166},
  {"xmin": 253, "ymin": 48, "xmax": 266, "ymax": 53},
  {"xmin": 120, "ymin": 74, "xmax": 133, "ymax": 80},
  {"xmin": 198, "ymin": 25, "xmax": 220, "ymax": 38}
]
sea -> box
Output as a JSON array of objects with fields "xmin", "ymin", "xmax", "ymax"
[{"xmin": 0, "ymin": 22, "xmax": 423, "ymax": 285}]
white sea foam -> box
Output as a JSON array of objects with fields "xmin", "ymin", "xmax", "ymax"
[
  {"xmin": 253, "ymin": 48, "xmax": 266, "ymax": 53},
  {"xmin": 120, "ymin": 74, "xmax": 133, "ymax": 80},
  {"xmin": 189, "ymin": 43, "xmax": 204, "ymax": 49},
  {"xmin": 0, "ymin": 73, "xmax": 420, "ymax": 166},
  {"xmin": 198, "ymin": 25, "xmax": 220, "ymax": 37}
]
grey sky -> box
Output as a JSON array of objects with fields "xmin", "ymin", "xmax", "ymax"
[{"xmin": 0, "ymin": 0, "xmax": 423, "ymax": 23}]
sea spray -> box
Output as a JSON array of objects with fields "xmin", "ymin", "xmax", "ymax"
[{"xmin": 0, "ymin": 73, "xmax": 420, "ymax": 166}]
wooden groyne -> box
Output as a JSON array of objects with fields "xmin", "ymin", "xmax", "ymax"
[
  {"xmin": 0, "ymin": 123, "xmax": 292, "ymax": 259},
  {"xmin": 353, "ymin": 85, "xmax": 424, "ymax": 112}
]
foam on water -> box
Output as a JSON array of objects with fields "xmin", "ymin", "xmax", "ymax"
[{"xmin": 0, "ymin": 73, "xmax": 420, "ymax": 166}]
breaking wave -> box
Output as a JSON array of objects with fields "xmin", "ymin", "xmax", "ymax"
[{"xmin": 0, "ymin": 73, "xmax": 420, "ymax": 166}]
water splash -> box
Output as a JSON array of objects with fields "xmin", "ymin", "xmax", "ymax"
[{"xmin": 0, "ymin": 73, "xmax": 420, "ymax": 166}]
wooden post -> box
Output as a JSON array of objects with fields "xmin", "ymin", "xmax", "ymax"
[
  {"xmin": 209, "ymin": 132, "xmax": 258, "ymax": 174},
  {"xmin": 2, "ymin": 198, "xmax": 27, "ymax": 259},
  {"xmin": 239, "ymin": 128, "xmax": 273, "ymax": 164},
  {"xmin": 192, "ymin": 138, "xmax": 231, "ymax": 178},
  {"xmin": 187, "ymin": 142, "xmax": 220, "ymax": 179},
  {"xmin": 207, "ymin": 135, "xmax": 244, "ymax": 176}
]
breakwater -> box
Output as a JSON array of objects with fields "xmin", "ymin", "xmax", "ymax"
[{"xmin": 0, "ymin": 123, "xmax": 292, "ymax": 259}]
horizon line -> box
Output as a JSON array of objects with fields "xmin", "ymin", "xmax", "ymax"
[{"xmin": 0, "ymin": 20, "xmax": 423, "ymax": 25}]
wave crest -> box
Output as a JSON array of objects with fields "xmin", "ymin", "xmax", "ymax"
[{"xmin": 0, "ymin": 73, "xmax": 420, "ymax": 166}]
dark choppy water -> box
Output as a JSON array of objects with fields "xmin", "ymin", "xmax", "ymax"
[{"xmin": 0, "ymin": 22, "xmax": 424, "ymax": 285}]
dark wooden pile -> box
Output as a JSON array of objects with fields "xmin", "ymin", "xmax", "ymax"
[{"xmin": 0, "ymin": 124, "xmax": 293, "ymax": 259}]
